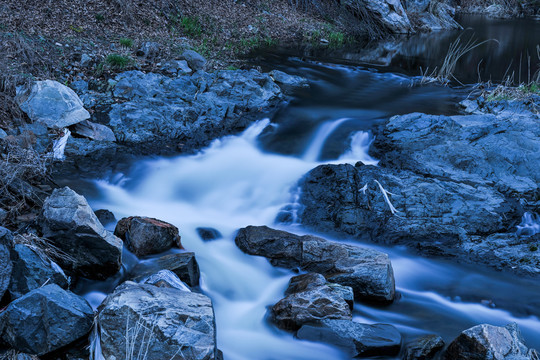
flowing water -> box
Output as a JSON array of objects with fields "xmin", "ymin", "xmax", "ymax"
[{"xmin": 66, "ymin": 15, "xmax": 540, "ymax": 360}]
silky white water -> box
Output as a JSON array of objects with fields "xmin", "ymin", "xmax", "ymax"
[{"xmin": 86, "ymin": 118, "xmax": 540, "ymax": 359}]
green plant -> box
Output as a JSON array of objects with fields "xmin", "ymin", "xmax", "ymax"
[
  {"xmin": 105, "ymin": 54, "xmax": 131, "ymax": 69},
  {"xmin": 180, "ymin": 16, "xmax": 203, "ymax": 37},
  {"xmin": 328, "ymin": 31, "xmax": 345, "ymax": 47},
  {"xmin": 119, "ymin": 38, "xmax": 133, "ymax": 48},
  {"xmin": 225, "ymin": 65, "xmax": 238, "ymax": 70},
  {"xmin": 69, "ymin": 25, "xmax": 84, "ymax": 33},
  {"xmin": 95, "ymin": 13, "xmax": 105, "ymax": 22}
]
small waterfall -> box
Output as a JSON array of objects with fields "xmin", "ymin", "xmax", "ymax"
[
  {"xmin": 517, "ymin": 212, "xmax": 540, "ymax": 236},
  {"xmin": 302, "ymin": 118, "xmax": 350, "ymax": 162},
  {"xmin": 339, "ymin": 131, "xmax": 379, "ymax": 165}
]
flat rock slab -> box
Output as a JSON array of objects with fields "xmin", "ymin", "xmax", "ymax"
[
  {"xmin": 16, "ymin": 80, "xmax": 90, "ymax": 128},
  {"xmin": 114, "ymin": 216, "xmax": 182, "ymax": 257},
  {"xmin": 40, "ymin": 187, "xmax": 122, "ymax": 279},
  {"xmin": 297, "ymin": 319, "xmax": 401, "ymax": 357},
  {"xmin": 235, "ymin": 225, "xmax": 395, "ymax": 303},
  {"xmin": 0, "ymin": 284, "xmax": 94, "ymax": 356},
  {"xmin": 98, "ymin": 282, "xmax": 218, "ymax": 360},
  {"xmin": 131, "ymin": 252, "xmax": 200, "ymax": 288}
]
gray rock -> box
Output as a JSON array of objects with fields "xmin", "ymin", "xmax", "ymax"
[
  {"xmin": 0, "ymin": 284, "xmax": 94, "ymax": 356},
  {"xmin": 139, "ymin": 270, "xmax": 191, "ymax": 292},
  {"xmin": 343, "ymin": 0, "xmax": 412, "ymax": 33},
  {"xmin": 196, "ymin": 227, "xmax": 223, "ymax": 241},
  {"xmin": 161, "ymin": 59, "xmax": 192, "ymax": 76},
  {"xmin": 131, "ymin": 252, "xmax": 200, "ymax": 288},
  {"xmin": 181, "ymin": 50, "xmax": 206, "ymax": 71},
  {"xmin": 98, "ymin": 282, "xmax": 218, "ymax": 360},
  {"xmin": 0, "ymin": 226, "xmax": 13, "ymax": 300},
  {"xmin": 16, "ymin": 80, "xmax": 90, "ymax": 128},
  {"xmin": 8, "ymin": 243, "xmax": 69, "ymax": 299},
  {"xmin": 403, "ymin": 334, "xmax": 445, "ymax": 360},
  {"xmin": 405, "ymin": 0, "xmax": 430, "ymax": 12},
  {"xmin": 70, "ymin": 120, "xmax": 116, "ymax": 141},
  {"xmin": 94, "ymin": 209, "xmax": 116, "ymax": 226},
  {"xmin": 445, "ymin": 323, "xmax": 536, "ymax": 360},
  {"xmin": 269, "ymin": 70, "xmax": 309, "ymax": 95},
  {"xmin": 272, "ymin": 273, "xmax": 353, "ymax": 331},
  {"xmin": 80, "ymin": 54, "xmax": 92, "ymax": 67},
  {"xmin": 69, "ymin": 80, "xmax": 89, "ymax": 94},
  {"xmin": 136, "ymin": 41, "xmax": 160, "ymax": 59},
  {"xmin": 40, "ymin": 187, "xmax": 123, "ymax": 279},
  {"xmin": 114, "ymin": 216, "xmax": 182, "ymax": 257},
  {"xmin": 235, "ymin": 226, "xmax": 395, "ymax": 303},
  {"xmin": 297, "ymin": 319, "xmax": 401, "ymax": 357},
  {"xmin": 0, "ymin": 128, "xmax": 8, "ymax": 139}
]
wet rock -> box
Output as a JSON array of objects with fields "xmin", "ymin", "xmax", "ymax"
[
  {"xmin": 235, "ymin": 226, "xmax": 395, "ymax": 303},
  {"xmin": 136, "ymin": 41, "xmax": 160, "ymax": 59},
  {"xmin": 40, "ymin": 187, "xmax": 123, "ymax": 279},
  {"xmin": 272, "ymin": 273, "xmax": 353, "ymax": 331},
  {"xmin": 0, "ymin": 227, "xmax": 13, "ymax": 300},
  {"xmin": 196, "ymin": 227, "xmax": 223, "ymax": 241},
  {"xmin": 98, "ymin": 282, "xmax": 218, "ymax": 360},
  {"xmin": 140, "ymin": 270, "xmax": 191, "ymax": 292},
  {"xmin": 0, "ymin": 284, "xmax": 94, "ymax": 356},
  {"xmin": 131, "ymin": 252, "xmax": 200, "ymax": 287},
  {"xmin": 403, "ymin": 334, "xmax": 445, "ymax": 360},
  {"xmin": 298, "ymin": 163, "xmax": 524, "ymax": 271},
  {"xmin": 343, "ymin": 0, "xmax": 412, "ymax": 33},
  {"xmin": 70, "ymin": 120, "xmax": 116, "ymax": 141},
  {"xmin": 297, "ymin": 319, "xmax": 401, "ymax": 357},
  {"xmin": 445, "ymin": 323, "xmax": 536, "ymax": 360},
  {"xmin": 8, "ymin": 243, "xmax": 69, "ymax": 299},
  {"xmin": 94, "ymin": 209, "xmax": 116, "ymax": 226},
  {"xmin": 15, "ymin": 80, "xmax": 90, "ymax": 128},
  {"xmin": 114, "ymin": 216, "xmax": 182, "ymax": 257},
  {"xmin": 269, "ymin": 70, "xmax": 309, "ymax": 95},
  {"xmin": 181, "ymin": 50, "xmax": 206, "ymax": 71}
]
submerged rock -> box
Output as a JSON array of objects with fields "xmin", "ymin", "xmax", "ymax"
[
  {"xmin": 196, "ymin": 227, "xmax": 223, "ymax": 241},
  {"xmin": 297, "ymin": 319, "xmax": 401, "ymax": 357},
  {"xmin": 403, "ymin": 334, "xmax": 445, "ymax": 360},
  {"xmin": 445, "ymin": 323, "xmax": 537, "ymax": 360},
  {"xmin": 235, "ymin": 226, "xmax": 395, "ymax": 303},
  {"xmin": 8, "ymin": 243, "xmax": 69, "ymax": 299},
  {"xmin": 0, "ymin": 284, "xmax": 94, "ymax": 356},
  {"xmin": 272, "ymin": 273, "xmax": 353, "ymax": 331},
  {"xmin": 98, "ymin": 282, "xmax": 218, "ymax": 360},
  {"xmin": 40, "ymin": 187, "xmax": 123, "ymax": 279},
  {"xmin": 114, "ymin": 216, "xmax": 182, "ymax": 256},
  {"xmin": 15, "ymin": 80, "xmax": 90, "ymax": 128}
]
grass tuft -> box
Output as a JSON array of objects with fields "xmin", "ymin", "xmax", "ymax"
[{"xmin": 105, "ymin": 54, "xmax": 131, "ymax": 69}]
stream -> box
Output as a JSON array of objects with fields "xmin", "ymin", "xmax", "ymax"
[{"xmin": 65, "ymin": 15, "xmax": 540, "ymax": 360}]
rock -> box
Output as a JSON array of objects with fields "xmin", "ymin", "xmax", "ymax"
[
  {"xmin": 0, "ymin": 226, "xmax": 13, "ymax": 300},
  {"xmin": 139, "ymin": 270, "xmax": 191, "ymax": 292},
  {"xmin": 131, "ymin": 252, "xmax": 200, "ymax": 287},
  {"xmin": 269, "ymin": 70, "xmax": 309, "ymax": 95},
  {"xmin": 98, "ymin": 282, "xmax": 218, "ymax": 360},
  {"xmin": 94, "ymin": 209, "xmax": 116, "ymax": 226},
  {"xmin": 136, "ymin": 41, "xmax": 160, "ymax": 59},
  {"xmin": 0, "ymin": 284, "xmax": 94, "ymax": 356},
  {"xmin": 80, "ymin": 53, "xmax": 92, "ymax": 67},
  {"xmin": 297, "ymin": 319, "xmax": 401, "ymax": 357},
  {"xmin": 235, "ymin": 226, "xmax": 395, "ymax": 303},
  {"xmin": 272, "ymin": 273, "xmax": 353, "ymax": 331},
  {"xmin": 0, "ymin": 208, "xmax": 7, "ymax": 221},
  {"xmin": 298, "ymin": 163, "xmax": 524, "ymax": 272},
  {"xmin": 70, "ymin": 120, "xmax": 116, "ymax": 141},
  {"xmin": 196, "ymin": 227, "xmax": 223, "ymax": 241},
  {"xmin": 15, "ymin": 80, "xmax": 90, "ymax": 128},
  {"xmin": 403, "ymin": 334, "xmax": 445, "ymax": 360},
  {"xmin": 181, "ymin": 50, "xmax": 206, "ymax": 71},
  {"xmin": 40, "ymin": 187, "xmax": 123, "ymax": 279},
  {"xmin": 343, "ymin": 0, "xmax": 412, "ymax": 33},
  {"xmin": 405, "ymin": 0, "xmax": 430, "ymax": 12},
  {"xmin": 0, "ymin": 128, "xmax": 7, "ymax": 139},
  {"xmin": 8, "ymin": 243, "xmax": 69, "ymax": 299},
  {"xmin": 114, "ymin": 216, "xmax": 182, "ymax": 256},
  {"xmin": 161, "ymin": 59, "xmax": 192, "ymax": 76},
  {"xmin": 69, "ymin": 80, "xmax": 89, "ymax": 94},
  {"xmin": 445, "ymin": 323, "xmax": 536, "ymax": 360}
]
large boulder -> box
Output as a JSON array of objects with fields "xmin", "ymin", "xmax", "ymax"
[
  {"xmin": 15, "ymin": 80, "xmax": 90, "ymax": 128},
  {"xmin": 8, "ymin": 243, "xmax": 69, "ymax": 299},
  {"xmin": 131, "ymin": 252, "xmax": 200, "ymax": 288},
  {"xmin": 235, "ymin": 226, "xmax": 395, "ymax": 303},
  {"xmin": 40, "ymin": 187, "xmax": 123, "ymax": 279},
  {"xmin": 297, "ymin": 319, "xmax": 401, "ymax": 357},
  {"xmin": 403, "ymin": 334, "xmax": 445, "ymax": 360},
  {"xmin": 343, "ymin": 0, "xmax": 412, "ymax": 34},
  {"xmin": 98, "ymin": 282, "xmax": 218, "ymax": 360},
  {"xmin": 0, "ymin": 227, "xmax": 13, "ymax": 300},
  {"xmin": 272, "ymin": 273, "xmax": 353, "ymax": 331},
  {"xmin": 0, "ymin": 284, "xmax": 94, "ymax": 356},
  {"xmin": 445, "ymin": 323, "xmax": 538, "ymax": 360},
  {"xmin": 114, "ymin": 216, "xmax": 182, "ymax": 257}
]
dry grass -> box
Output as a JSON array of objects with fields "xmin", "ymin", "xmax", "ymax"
[{"xmin": 13, "ymin": 232, "xmax": 77, "ymax": 265}]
